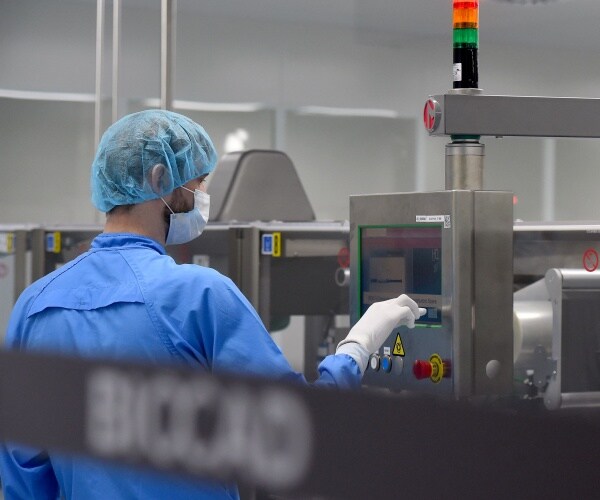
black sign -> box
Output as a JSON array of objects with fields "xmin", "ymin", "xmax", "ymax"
[{"xmin": 1, "ymin": 350, "xmax": 600, "ymax": 499}]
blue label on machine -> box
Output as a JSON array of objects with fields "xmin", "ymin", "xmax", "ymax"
[
  {"xmin": 45, "ymin": 232, "xmax": 61, "ymax": 253},
  {"xmin": 46, "ymin": 233, "xmax": 55, "ymax": 252},
  {"xmin": 261, "ymin": 234, "xmax": 273, "ymax": 255}
]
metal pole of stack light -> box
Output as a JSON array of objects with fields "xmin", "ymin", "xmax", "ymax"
[{"xmin": 445, "ymin": 141, "xmax": 484, "ymax": 190}]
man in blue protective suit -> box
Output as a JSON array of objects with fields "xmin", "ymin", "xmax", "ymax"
[{"xmin": 0, "ymin": 110, "xmax": 425, "ymax": 499}]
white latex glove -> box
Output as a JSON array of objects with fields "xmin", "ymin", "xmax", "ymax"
[{"xmin": 336, "ymin": 294, "xmax": 427, "ymax": 373}]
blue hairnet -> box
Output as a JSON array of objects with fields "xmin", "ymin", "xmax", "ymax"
[{"xmin": 91, "ymin": 110, "xmax": 218, "ymax": 212}]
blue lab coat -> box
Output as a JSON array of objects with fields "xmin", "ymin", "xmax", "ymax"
[{"xmin": 0, "ymin": 233, "xmax": 360, "ymax": 499}]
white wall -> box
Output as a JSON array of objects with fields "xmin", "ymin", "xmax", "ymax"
[{"xmin": 2, "ymin": 0, "xmax": 600, "ymax": 223}]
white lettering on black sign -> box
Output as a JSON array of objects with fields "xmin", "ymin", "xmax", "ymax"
[{"xmin": 86, "ymin": 370, "xmax": 313, "ymax": 489}]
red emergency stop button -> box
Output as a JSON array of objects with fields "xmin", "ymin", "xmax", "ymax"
[
  {"xmin": 413, "ymin": 354, "xmax": 451, "ymax": 383},
  {"xmin": 413, "ymin": 360, "xmax": 433, "ymax": 380}
]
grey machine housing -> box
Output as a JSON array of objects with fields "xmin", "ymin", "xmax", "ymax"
[
  {"xmin": 352, "ymin": 190, "xmax": 514, "ymax": 399},
  {"xmin": 514, "ymin": 267, "xmax": 600, "ymax": 410},
  {"xmin": 208, "ymin": 149, "xmax": 315, "ymax": 223}
]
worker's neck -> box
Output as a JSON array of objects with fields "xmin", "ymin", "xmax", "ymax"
[{"xmin": 103, "ymin": 201, "xmax": 167, "ymax": 246}]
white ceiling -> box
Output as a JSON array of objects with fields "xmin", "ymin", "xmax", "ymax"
[
  {"xmin": 172, "ymin": 0, "xmax": 600, "ymax": 51},
  {"xmin": 72, "ymin": 0, "xmax": 600, "ymax": 52}
]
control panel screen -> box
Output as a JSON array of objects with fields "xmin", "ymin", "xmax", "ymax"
[{"xmin": 360, "ymin": 226, "xmax": 442, "ymax": 325}]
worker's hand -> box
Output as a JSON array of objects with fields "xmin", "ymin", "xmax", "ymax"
[{"xmin": 336, "ymin": 294, "xmax": 426, "ymax": 373}]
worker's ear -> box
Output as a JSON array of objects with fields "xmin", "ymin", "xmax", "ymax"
[{"xmin": 149, "ymin": 164, "xmax": 170, "ymax": 195}]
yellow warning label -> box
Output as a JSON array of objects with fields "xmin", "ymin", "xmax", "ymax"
[
  {"xmin": 430, "ymin": 353, "xmax": 444, "ymax": 383},
  {"xmin": 53, "ymin": 231, "xmax": 62, "ymax": 253},
  {"xmin": 272, "ymin": 232, "xmax": 281, "ymax": 257},
  {"xmin": 0, "ymin": 233, "xmax": 15, "ymax": 253},
  {"xmin": 392, "ymin": 333, "xmax": 405, "ymax": 356}
]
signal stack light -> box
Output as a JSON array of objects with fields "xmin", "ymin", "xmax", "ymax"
[{"xmin": 452, "ymin": 1, "xmax": 479, "ymax": 89}]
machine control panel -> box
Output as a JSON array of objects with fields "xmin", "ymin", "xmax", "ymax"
[
  {"xmin": 359, "ymin": 223, "xmax": 451, "ymax": 394},
  {"xmin": 351, "ymin": 191, "xmax": 514, "ymax": 399}
]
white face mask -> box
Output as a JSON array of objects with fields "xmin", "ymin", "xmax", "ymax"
[{"xmin": 161, "ymin": 186, "xmax": 210, "ymax": 245}]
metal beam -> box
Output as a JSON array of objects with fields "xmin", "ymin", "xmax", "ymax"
[{"xmin": 427, "ymin": 93, "xmax": 600, "ymax": 138}]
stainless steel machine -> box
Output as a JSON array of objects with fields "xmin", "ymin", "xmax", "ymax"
[
  {"xmin": 353, "ymin": 191, "xmax": 514, "ymax": 398},
  {"xmin": 513, "ymin": 223, "xmax": 600, "ymax": 409},
  {"xmin": 354, "ymin": 88, "xmax": 600, "ymax": 404},
  {"xmin": 353, "ymin": 0, "xmax": 600, "ymax": 404},
  {"xmin": 0, "ymin": 225, "xmax": 35, "ymax": 341},
  {"xmin": 225, "ymin": 221, "xmax": 349, "ymax": 379},
  {"xmin": 514, "ymin": 222, "xmax": 600, "ymax": 290},
  {"xmin": 209, "ymin": 150, "xmax": 316, "ymax": 223},
  {"xmin": 513, "ymin": 268, "xmax": 600, "ymax": 410},
  {"xmin": 31, "ymin": 225, "xmax": 103, "ymax": 281}
]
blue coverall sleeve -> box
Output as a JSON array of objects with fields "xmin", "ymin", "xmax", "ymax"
[
  {"xmin": 314, "ymin": 353, "xmax": 361, "ymax": 390},
  {"xmin": 193, "ymin": 275, "xmax": 361, "ymax": 389},
  {"xmin": 0, "ymin": 444, "xmax": 59, "ymax": 499}
]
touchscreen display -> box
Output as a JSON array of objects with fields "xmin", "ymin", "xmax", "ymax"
[{"xmin": 360, "ymin": 226, "xmax": 442, "ymax": 325}]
